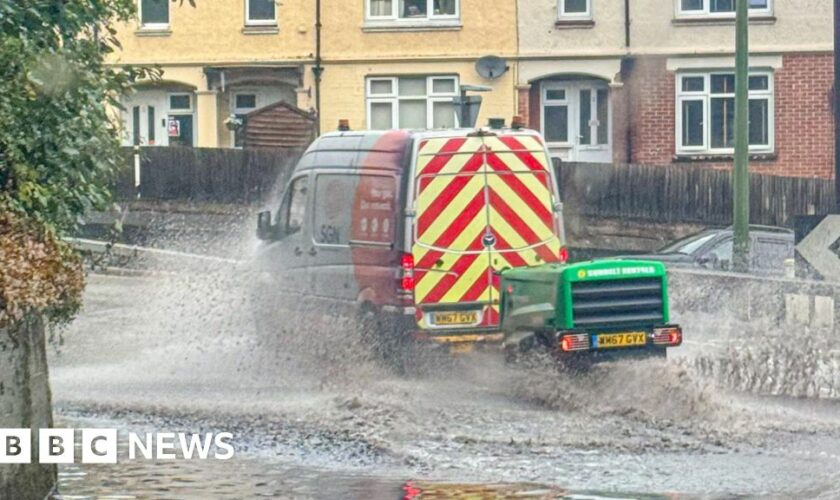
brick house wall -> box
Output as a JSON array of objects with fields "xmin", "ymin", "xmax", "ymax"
[
  {"xmin": 623, "ymin": 53, "xmax": 835, "ymax": 178},
  {"xmin": 527, "ymin": 84, "xmax": 541, "ymax": 132},
  {"xmin": 515, "ymin": 53, "xmax": 834, "ymax": 179},
  {"xmin": 771, "ymin": 53, "xmax": 834, "ymax": 178},
  {"xmin": 625, "ymin": 56, "xmax": 675, "ymax": 165}
]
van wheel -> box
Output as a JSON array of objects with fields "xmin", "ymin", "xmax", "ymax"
[
  {"xmin": 503, "ymin": 332, "xmax": 542, "ymax": 366},
  {"xmin": 356, "ymin": 309, "xmax": 408, "ymax": 373},
  {"xmin": 356, "ymin": 308, "xmax": 444, "ymax": 377}
]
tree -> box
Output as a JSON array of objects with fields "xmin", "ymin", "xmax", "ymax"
[
  {"xmin": 0, "ymin": 0, "xmax": 157, "ymax": 324},
  {"xmin": 0, "ymin": 0, "xmax": 156, "ymax": 232}
]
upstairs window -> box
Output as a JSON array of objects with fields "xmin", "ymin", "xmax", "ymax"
[
  {"xmin": 139, "ymin": 0, "xmax": 169, "ymax": 27},
  {"xmin": 246, "ymin": 0, "xmax": 276, "ymax": 25},
  {"xmin": 558, "ymin": 0, "xmax": 591, "ymax": 19},
  {"xmin": 678, "ymin": 0, "xmax": 771, "ymax": 17},
  {"xmin": 367, "ymin": 0, "xmax": 459, "ymax": 21},
  {"xmin": 676, "ymin": 72, "xmax": 774, "ymax": 155}
]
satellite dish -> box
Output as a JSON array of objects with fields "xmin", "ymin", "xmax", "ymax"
[{"xmin": 475, "ymin": 56, "xmax": 509, "ymax": 80}]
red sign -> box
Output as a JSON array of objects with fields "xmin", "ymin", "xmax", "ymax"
[{"xmin": 167, "ymin": 117, "xmax": 180, "ymax": 137}]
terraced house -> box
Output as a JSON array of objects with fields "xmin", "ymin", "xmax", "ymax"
[
  {"xmin": 112, "ymin": 0, "xmax": 834, "ymax": 178},
  {"xmin": 517, "ymin": 0, "xmax": 834, "ymax": 177},
  {"xmin": 110, "ymin": 0, "xmax": 517, "ymax": 148},
  {"xmin": 113, "ymin": 0, "xmax": 315, "ymax": 149}
]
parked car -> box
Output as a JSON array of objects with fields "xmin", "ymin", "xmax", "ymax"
[
  {"xmin": 252, "ymin": 125, "xmax": 568, "ymax": 358},
  {"xmin": 632, "ymin": 225, "xmax": 794, "ymax": 276}
]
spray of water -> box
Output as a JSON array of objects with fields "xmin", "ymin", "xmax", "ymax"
[{"xmin": 49, "ymin": 200, "xmax": 840, "ymax": 496}]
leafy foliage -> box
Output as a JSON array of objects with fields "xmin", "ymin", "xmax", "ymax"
[
  {"xmin": 0, "ymin": 0, "xmax": 158, "ymax": 323},
  {"xmin": 0, "ymin": 205, "xmax": 84, "ymax": 327},
  {"xmin": 0, "ymin": 0, "xmax": 158, "ymax": 230}
]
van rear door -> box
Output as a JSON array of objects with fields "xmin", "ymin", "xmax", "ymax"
[
  {"xmin": 410, "ymin": 134, "xmax": 563, "ymax": 332},
  {"xmin": 482, "ymin": 135, "xmax": 563, "ymax": 308},
  {"xmin": 412, "ymin": 136, "xmax": 494, "ymax": 330}
]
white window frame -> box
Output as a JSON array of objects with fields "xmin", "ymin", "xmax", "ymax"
[
  {"xmin": 138, "ymin": 0, "xmax": 170, "ymax": 29},
  {"xmin": 675, "ymin": 71, "xmax": 774, "ymax": 155},
  {"xmin": 365, "ymin": 0, "xmax": 460, "ymax": 22},
  {"xmin": 232, "ymin": 92, "xmax": 259, "ymax": 115},
  {"xmin": 558, "ymin": 0, "xmax": 592, "ymax": 20},
  {"xmin": 675, "ymin": 0, "xmax": 772, "ymax": 18},
  {"xmin": 230, "ymin": 91, "xmax": 259, "ymax": 148},
  {"xmin": 245, "ymin": 0, "xmax": 277, "ymax": 26},
  {"xmin": 366, "ymin": 75, "xmax": 459, "ymax": 130},
  {"xmin": 541, "ymin": 83, "xmax": 572, "ymax": 147}
]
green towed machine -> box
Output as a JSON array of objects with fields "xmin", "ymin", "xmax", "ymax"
[{"xmin": 499, "ymin": 260, "xmax": 682, "ymax": 362}]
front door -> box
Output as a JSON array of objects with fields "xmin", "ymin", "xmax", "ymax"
[
  {"xmin": 128, "ymin": 103, "xmax": 168, "ymax": 147},
  {"xmin": 541, "ymin": 81, "xmax": 612, "ymax": 163},
  {"xmin": 123, "ymin": 90, "xmax": 169, "ymax": 147}
]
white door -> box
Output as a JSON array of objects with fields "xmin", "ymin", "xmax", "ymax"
[
  {"xmin": 123, "ymin": 93, "xmax": 168, "ymax": 147},
  {"xmin": 541, "ymin": 81, "xmax": 612, "ymax": 163}
]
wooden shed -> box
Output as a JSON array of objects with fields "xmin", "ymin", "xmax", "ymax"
[{"xmin": 243, "ymin": 101, "xmax": 316, "ymax": 150}]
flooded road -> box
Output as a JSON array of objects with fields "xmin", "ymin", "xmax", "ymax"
[{"xmin": 49, "ymin": 272, "xmax": 840, "ymax": 499}]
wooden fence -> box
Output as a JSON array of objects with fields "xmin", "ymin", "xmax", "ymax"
[
  {"xmin": 116, "ymin": 147, "xmax": 301, "ymax": 204},
  {"xmin": 557, "ymin": 162, "xmax": 836, "ymax": 228},
  {"xmin": 115, "ymin": 148, "xmax": 836, "ymax": 227}
]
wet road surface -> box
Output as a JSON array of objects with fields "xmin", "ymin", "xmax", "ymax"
[{"xmin": 49, "ymin": 272, "xmax": 840, "ymax": 499}]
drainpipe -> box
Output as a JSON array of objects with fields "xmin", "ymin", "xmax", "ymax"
[
  {"xmin": 313, "ymin": 0, "xmax": 323, "ymax": 136},
  {"xmin": 623, "ymin": 0, "xmax": 632, "ymax": 163},
  {"xmin": 624, "ymin": 0, "xmax": 631, "ymax": 48},
  {"xmin": 834, "ymin": 0, "xmax": 840, "ymax": 212}
]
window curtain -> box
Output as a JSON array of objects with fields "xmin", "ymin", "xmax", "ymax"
[
  {"xmin": 401, "ymin": 0, "xmax": 426, "ymax": 17},
  {"xmin": 434, "ymin": 0, "xmax": 455, "ymax": 15},
  {"xmin": 369, "ymin": 0, "xmax": 391, "ymax": 16}
]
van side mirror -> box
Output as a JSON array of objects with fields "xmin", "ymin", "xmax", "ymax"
[{"xmin": 256, "ymin": 211, "xmax": 275, "ymax": 241}]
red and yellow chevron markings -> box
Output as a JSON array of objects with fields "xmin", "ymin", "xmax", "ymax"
[{"xmin": 412, "ymin": 135, "xmax": 561, "ymax": 330}]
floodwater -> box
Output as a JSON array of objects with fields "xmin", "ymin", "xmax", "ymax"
[{"xmin": 48, "ymin": 263, "xmax": 840, "ymax": 499}]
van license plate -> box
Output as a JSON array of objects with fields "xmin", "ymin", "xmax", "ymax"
[
  {"xmin": 595, "ymin": 332, "xmax": 647, "ymax": 349},
  {"xmin": 432, "ymin": 311, "xmax": 479, "ymax": 326}
]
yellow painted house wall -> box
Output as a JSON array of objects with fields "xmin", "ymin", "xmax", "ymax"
[
  {"xmin": 110, "ymin": 0, "xmax": 519, "ymax": 146},
  {"xmin": 109, "ymin": 0, "xmax": 313, "ymax": 66},
  {"xmin": 314, "ymin": 0, "xmax": 519, "ymax": 132},
  {"xmin": 317, "ymin": 61, "xmax": 515, "ymax": 135},
  {"xmin": 320, "ymin": 0, "xmax": 517, "ymax": 60}
]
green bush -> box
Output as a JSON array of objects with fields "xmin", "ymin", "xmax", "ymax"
[{"xmin": 0, "ymin": 0, "xmax": 158, "ymax": 322}]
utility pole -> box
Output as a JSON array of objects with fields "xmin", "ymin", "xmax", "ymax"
[
  {"xmin": 733, "ymin": 0, "xmax": 750, "ymax": 272},
  {"xmin": 835, "ymin": 0, "xmax": 840, "ymax": 212},
  {"xmin": 313, "ymin": 0, "xmax": 323, "ymax": 136}
]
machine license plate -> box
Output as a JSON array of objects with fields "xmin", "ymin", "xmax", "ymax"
[
  {"xmin": 595, "ymin": 332, "xmax": 647, "ymax": 349},
  {"xmin": 432, "ymin": 311, "xmax": 479, "ymax": 326}
]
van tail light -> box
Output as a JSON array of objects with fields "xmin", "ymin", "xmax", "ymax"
[
  {"xmin": 559, "ymin": 246, "xmax": 569, "ymax": 263},
  {"xmin": 400, "ymin": 253, "xmax": 415, "ymax": 292},
  {"xmin": 653, "ymin": 326, "xmax": 683, "ymax": 346}
]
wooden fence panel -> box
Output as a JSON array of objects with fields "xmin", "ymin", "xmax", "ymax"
[
  {"xmin": 117, "ymin": 150, "xmax": 835, "ymax": 226},
  {"xmin": 558, "ymin": 162, "xmax": 835, "ymax": 228},
  {"xmin": 119, "ymin": 147, "xmax": 302, "ymax": 204}
]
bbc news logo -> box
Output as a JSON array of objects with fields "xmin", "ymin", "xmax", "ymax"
[{"xmin": 0, "ymin": 429, "xmax": 234, "ymax": 464}]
